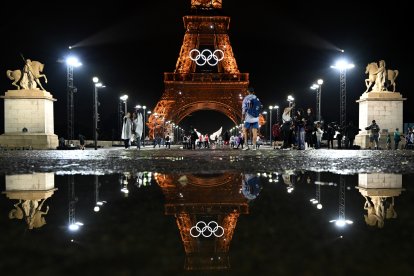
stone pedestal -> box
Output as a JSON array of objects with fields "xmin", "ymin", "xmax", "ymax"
[
  {"xmin": 356, "ymin": 173, "xmax": 403, "ymax": 197},
  {"xmin": 0, "ymin": 90, "xmax": 58, "ymax": 149},
  {"xmin": 354, "ymin": 91, "xmax": 406, "ymax": 149}
]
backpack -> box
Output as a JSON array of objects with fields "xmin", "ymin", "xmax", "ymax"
[{"xmin": 247, "ymin": 97, "xmax": 262, "ymax": 117}]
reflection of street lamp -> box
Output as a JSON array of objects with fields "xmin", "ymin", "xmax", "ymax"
[
  {"xmin": 68, "ymin": 175, "xmax": 83, "ymax": 231},
  {"xmin": 93, "ymin": 77, "xmax": 105, "ymax": 150},
  {"xmin": 329, "ymin": 175, "xmax": 353, "ymax": 227},
  {"xmin": 93, "ymin": 176, "xmax": 106, "ymax": 212},
  {"xmin": 65, "ymin": 56, "xmax": 82, "ymax": 141},
  {"xmin": 310, "ymin": 172, "xmax": 323, "ymax": 210},
  {"xmin": 331, "ymin": 60, "xmax": 354, "ymax": 126}
]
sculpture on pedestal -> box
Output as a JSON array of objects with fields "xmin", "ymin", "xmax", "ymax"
[
  {"xmin": 6, "ymin": 59, "xmax": 48, "ymax": 90},
  {"xmin": 364, "ymin": 60, "xmax": 399, "ymax": 93}
]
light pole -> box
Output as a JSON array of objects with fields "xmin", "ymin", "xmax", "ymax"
[
  {"xmin": 142, "ymin": 106, "xmax": 147, "ymax": 146},
  {"xmin": 287, "ymin": 95, "xmax": 295, "ymax": 120},
  {"xmin": 262, "ymin": 111, "xmax": 268, "ymax": 144},
  {"xmin": 269, "ymin": 106, "xmax": 273, "ymax": 146},
  {"xmin": 331, "ymin": 60, "xmax": 354, "ymax": 127},
  {"xmin": 311, "ymin": 79, "xmax": 323, "ymax": 122},
  {"xmin": 287, "ymin": 95, "xmax": 295, "ymax": 107},
  {"xmin": 274, "ymin": 105, "xmax": 280, "ymax": 123},
  {"xmin": 93, "ymin": 77, "xmax": 104, "ymax": 150},
  {"xmin": 120, "ymin": 95, "xmax": 128, "ymax": 115},
  {"xmin": 66, "ymin": 56, "xmax": 82, "ymax": 142}
]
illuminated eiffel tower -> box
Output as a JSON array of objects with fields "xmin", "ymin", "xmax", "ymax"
[{"xmin": 148, "ymin": 0, "xmax": 257, "ymax": 139}]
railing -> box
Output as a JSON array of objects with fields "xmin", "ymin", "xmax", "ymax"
[{"xmin": 164, "ymin": 73, "xmax": 249, "ymax": 82}]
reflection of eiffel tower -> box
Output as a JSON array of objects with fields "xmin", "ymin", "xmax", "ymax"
[
  {"xmin": 155, "ymin": 173, "xmax": 248, "ymax": 270},
  {"xmin": 148, "ymin": 0, "xmax": 254, "ymax": 139}
]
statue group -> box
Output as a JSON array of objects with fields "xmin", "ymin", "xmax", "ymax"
[
  {"xmin": 6, "ymin": 59, "xmax": 48, "ymax": 91},
  {"xmin": 365, "ymin": 60, "xmax": 399, "ymax": 93}
]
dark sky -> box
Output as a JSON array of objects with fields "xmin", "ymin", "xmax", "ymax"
[{"xmin": 0, "ymin": 1, "xmax": 411, "ymax": 139}]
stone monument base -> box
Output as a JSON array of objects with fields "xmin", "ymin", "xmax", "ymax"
[
  {"xmin": 355, "ymin": 91, "xmax": 405, "ymax": 149},
  {"xmin": 0, "ymin": 133, "xmax": 58, "ymax": 149}
]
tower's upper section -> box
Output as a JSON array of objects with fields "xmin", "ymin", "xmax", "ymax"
[{"xmin": 191, "ymin": 0, "xmax": 222, "ymax": 10}]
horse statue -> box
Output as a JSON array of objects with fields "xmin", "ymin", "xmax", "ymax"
[
  {"xmin": 364, "ymin": 62, "xmax": 399, "ymax": 93},
  {"xmin": 6, "ymin": 59, "xmax": 48, "ymax": 91}
]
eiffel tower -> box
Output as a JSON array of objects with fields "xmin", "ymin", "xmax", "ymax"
[{"xmin": 148, "ymin": 0, "xmax": 250, "ymax": 139}]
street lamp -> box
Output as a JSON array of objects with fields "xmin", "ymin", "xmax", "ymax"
[
  {"xmin": 311, "ymin": 79, "xmax": 323, "ymax": 122},
  {"xmin": 269, "ymin": 106, "xmax": 273, "ymax": 146},
  {"xmin": 274, "ymin": 105, "xmax": 280, "ymax": 123},
  {"xmin": 262, "ymin": 111, "xmax": 268, "ymax": 143},
  {"xmin": 120, "ymin": 94, "xmax": 128, "ymax": 115},
  {"xmin": 331, "ymin": 60, "xmax": 354, "ymax": 126},
  {"xmin": 65, "ymin": 56, "xmax": 82, "ymax": 142},
  {"xmin": 287, "ymin": 95, "xmax": 295, "ymax": 107},
  {"xmin": 134, "ymin": 105, "xmax": 148, "ymax": 147},
  {"xmin": 93, "ymin": 77, "xmax": 105, "ymax": 150}
]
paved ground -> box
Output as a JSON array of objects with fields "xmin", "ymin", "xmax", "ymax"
[{"xmin": 1, "ymin": 145, "xmax": 413, "ymax": 174}]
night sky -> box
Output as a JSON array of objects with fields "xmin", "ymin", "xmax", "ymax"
[{"xmin": 0, "ymin": 1, "xmax": 411, "ymax": 139}]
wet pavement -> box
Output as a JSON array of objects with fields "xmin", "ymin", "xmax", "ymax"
[
  {"xmin": 0, "ymin": 146, "xmax": 413, "ymax": 174},
  {"xmin": 1, "ymin": 146, "xmax": 414, "ymax": 275}
]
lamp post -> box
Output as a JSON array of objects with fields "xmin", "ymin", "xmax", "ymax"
[
  {"xmin": 142, "ymin": 106, "xmax": 147, "ymax": 146},
  {"xmin": 287, "ymin": 95, "xmax": 295, "ymax": 107},
  {"xmin": 66, "ymin": 56, "xmax": 82, "ymax": 142},
  {"xmin": 331, "ymin": 60, "xmax": 354, "ymax": 127},
  {"xmin": 120, "ymin": 95, "xmax": 128, "ymax": 115},
  {"xmin": 311, "ymin": 79, "xmax": 323, "ymax": 122},
  {"xmin": 269, "ymin": 106, "xmax": 273, "ymax": 146},
  {"xmin": 274, "ymin": 105, "xmax": 280, "ymax": 123},
  {"xmin": 261, "ymin": 111, "xmax": 267, "ymax": 143},
  {"xmin": 93, "ymin": 77, "xmax": 104, "ymax": 150},
  {"xmin": 287, "ymin": 95, "xmax": 295, "ymax": 120},
  {"xmin": 146, "ymin": 111, "xmax": 151, "ymax": 145}
]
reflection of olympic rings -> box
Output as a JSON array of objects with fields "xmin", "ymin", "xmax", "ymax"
[
  {"xmin": 189, "ymin": 49, "xmax": 224, "ymax": 66},
  {"xmin": 190, "ymin": 221, "xmax": 225, "ymax": 238}
]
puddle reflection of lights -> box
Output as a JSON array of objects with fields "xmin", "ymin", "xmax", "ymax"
[
  {"xmin": 287, "ymin": 187, "xmax": 294, "ymax": 193},
  {"xmin": 94, "ymin": 201, "xmax": 107, "ymax": 212},
  {"xmin": 68, "ymin": 222, "xmax": 84, "ymax": 231},
  {"xmin": 329, "ymin": 219, "xmax": 353, "ymax": 227}
]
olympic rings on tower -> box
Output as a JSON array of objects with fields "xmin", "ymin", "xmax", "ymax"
[
  {"xmin": 189, "ymin": 221, "xmax": 225, "ymax": 238},
  {"xmin": 189, "ymin": 49, "xmax": 224, "ymax": 66}
]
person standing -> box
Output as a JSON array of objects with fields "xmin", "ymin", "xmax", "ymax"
[
  {"xmin": 365, "ymin": 120, "xmax": 380, "ymax": 149},
  {"xmin": 78, "ymin": 134, "xmax": 85, "ymax": 150},
  {"xmin": 121, "ymin": 112, "xmax": 132, "ymax": 149},
  {"xmin": 344, "ymin": 121, "xmax": 360, "ymax": 149},
  {"xmin": 393, "ymin": 128, "xmax": 401, "ymax": 150},
  {"xmin": 242, "ymin": 87, "xmax": 261, "ymax": 151},
  {"xmin": 133, "ymin": 112, "xmax": 143, "ymax": 150},
  {"xmin": 165, "ymin": 133, "xmax": 171, "ymax": 149}
]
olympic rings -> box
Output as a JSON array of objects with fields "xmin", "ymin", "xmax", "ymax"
[
  {"xmin": 189, "ymin": 220, "xmax": 225, "ymax": 238},
  {"xmin": 189, "ymin": 49, "xmax": 224, "ymax": 66}
]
